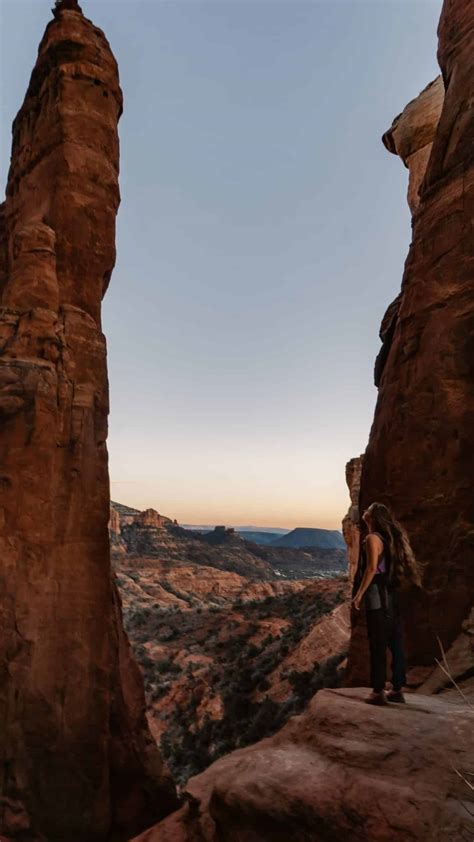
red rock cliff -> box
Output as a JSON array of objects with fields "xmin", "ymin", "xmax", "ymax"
[
  {"xmin": 349, "ymin": 0, "xmax": 474, "ymax": 683},
  {"xmin": 0, "ymin": 3, "xmax": 177, "ymax": 840},
  {"xmin": 383, "ymin": 76, "xmax": 444, "ymax": 214},
  {"xmin": 133, "ymin": 509, "xmax": 173, "ymax": 529},
  {"xmin": 341, "ymin": 455, "xmax": 363, "ymax": 583},
  {"xmin": 131, "ymin": 687, "xmax": 474, "ymax": 842}
]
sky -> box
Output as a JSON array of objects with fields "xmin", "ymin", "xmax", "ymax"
[{"xmin": 0, "ymin": 0, "xmax": 442, "ymax": 529}]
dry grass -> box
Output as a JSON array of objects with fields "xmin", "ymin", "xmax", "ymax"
[
  {"xmin": 435, "ymin": 635, "xmax": 474, "ymax": 710},
  {"xmin": 435, "ymin": 636, "xmax": 474, "ymax": 829}
]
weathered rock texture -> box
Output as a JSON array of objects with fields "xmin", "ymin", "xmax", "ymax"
[
  {"xmin": 349, "ymin": 0, "xmax": 474, "ymax": 685},
  {"xmin": 0, "ymin": 4, "xmax": 177, "ymax": 840},
  {"xmin": 374, "ymin": 79, "xmax": 445, "ymax": 389},
  {"xmin": 136, "ymin": 509, "xmax": 174, "ymax": 529},
  {"xmin": 383, "ymin": 76, "xmax": 444, "ymax": 214},
  {"xmin": 132, "ymin": 688, "xmax": 474, "ymax": 842},
  {"xmin": 341, "ymin": 454, "xmax": 363, "ymax": 582}
]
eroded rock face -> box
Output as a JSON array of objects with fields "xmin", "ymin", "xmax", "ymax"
[
  {"xmin": 341, "ymin": 455, "xmax": 363, "ymax": 582},
  {"xmin": 109, "ymin": 504, "xmax": 122, "ymax": 536},
  {"xmin": 349, "ymin": 0, "xmax": 474, "ymax": 685},
  {"xmin": 131, "ymin": 688, "xmax": 474, "ymax": 842},
  {"xmin": 0, "ymin": 5, "xmax": 177, "ymax": 840},
  {"xmin": 109, "ymin": 501, "xmax": 347, "ymax": 580},
  {"xmin": 135, "ymin": 509, "xmax": 174, "ymax": 529},
  {"xmin": 383, "ymin": 76, "xmax": 444, "ymax": 213},
  {"xmin": 374, "ymin": 80, "xmax": 444, "ymax": 388}
]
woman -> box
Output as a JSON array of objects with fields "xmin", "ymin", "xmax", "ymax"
[{"xmin": 352, "ymin": 502, "xmax": 422, "ymax": 706}]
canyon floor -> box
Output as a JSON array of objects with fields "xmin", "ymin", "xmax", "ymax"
[{"xmin": 111, "ymin": 504, "xmax": 350, "ymax": 783}]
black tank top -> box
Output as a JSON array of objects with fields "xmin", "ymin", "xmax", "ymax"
[{"xmin": 362, "ymin": 532, "xmax": 391, "ymax": 611}]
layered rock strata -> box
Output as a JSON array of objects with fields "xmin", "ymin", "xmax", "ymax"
[
  {"xmin": 349, "ymin": 0, "xmax": 474, "ymax": 684},
  {"xmin": 0, "ymin": 3, "xmax": 177, "ymax": 840},
  {"xmin": 374, "ymin": 78, "xmax": 444, "ymax": 388}
]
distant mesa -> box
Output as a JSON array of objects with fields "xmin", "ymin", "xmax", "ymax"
[
  {"xmin": 109, "ymin": 501, "xmax": 347, "ymax": 580},
  {"xmin": 182, "ymin": 522, "xmax": 289, "ymax": 535},
  {"xmin": 135, "ymin": 507, "xmax": 174, "ymax": 529},
  {"xmin": 110, "ymin": 502, "xmax": 345, "ymax": 551},
  {"xmin": 271, "ymin": 528, "xmax": 346, "ymax": 550},
  {"xmin": 238, "ymin": 530, "xmax": 284, "ymax": 545},
  {"xmin": 204, "ymin": 525, "xmax": 239, "ymax": 545}
]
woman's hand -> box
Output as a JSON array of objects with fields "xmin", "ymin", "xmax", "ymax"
[{"xmin": 352, "ymin": 594, "xmax": 363, "ymax": 612}]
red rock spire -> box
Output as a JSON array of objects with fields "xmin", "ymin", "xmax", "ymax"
[
  {"xmin": 0, "ymin": 0, "xmax": 177, "ymax": 838},
  {"xmin": 347, "ymin": 0, "xmax": 474, "ymax": 685},
  {"xmin": 53, "ymin": 0, "xmax": 83, "ymax": 15}
]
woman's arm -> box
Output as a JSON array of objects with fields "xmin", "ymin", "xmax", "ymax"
[{"xmin": 352, "ymin": 534, "xmax": 382, "ymax": 610}]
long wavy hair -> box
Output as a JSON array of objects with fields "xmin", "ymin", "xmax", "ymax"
[{"xmin": 365, "ymin": 502, "xmax": 423, "ymax": 589}]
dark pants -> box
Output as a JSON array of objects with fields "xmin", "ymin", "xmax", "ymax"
[{"xmin": 366, "ymin": 607, "xmax": 406, "ymax": 693}]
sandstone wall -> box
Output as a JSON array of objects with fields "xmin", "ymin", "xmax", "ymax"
[
  {"xmin": 374, "ymin": 78, "xmax": 444, "ymax": 388},
  {"xmin": 348, "ymin": 0, "xmax": 474, "ymax": 684},
  {"xmin": 0, "ymin": 3, "xmax": 177, "ymax": 840},
  {"xmin": 383, "ymin": 76, "xmax": 444, "ymax": 214},
  {"xmin": 134, "ymin": 509, "xmax": 173, "ymax": 529},
  {"xmin": 341, "ymin": 455, "xmax": 363, "ymax": 583}
]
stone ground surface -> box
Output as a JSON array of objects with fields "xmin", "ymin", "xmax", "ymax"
[
  {"xmin": 132, "ymin": 686, "xmax": 474, "ymax": 842},
  {"xmin": 348, "ymin": 0, "xmax": 474, "ymax": 686}
]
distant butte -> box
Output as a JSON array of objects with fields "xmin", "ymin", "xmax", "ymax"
[{"xmin": 348, "ymin": 0, "xmax": 474, "ymax": 684}]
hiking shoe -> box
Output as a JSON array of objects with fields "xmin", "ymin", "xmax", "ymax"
[
  {"xmin": 387, "ymin": 690, "xmax": 406, "ymax": 704},
  {"xmin": 365, "ymin": 691, "xmax": 388, "ymax": 706}
]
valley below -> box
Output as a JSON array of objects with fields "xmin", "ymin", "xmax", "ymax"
[
  {"xmin": 111, "ymin": 502, "xmax": 350, "ymax": 783},
  {"xmin": 2, "ymin": 0, "xmax": 473, "ymax": 838}
]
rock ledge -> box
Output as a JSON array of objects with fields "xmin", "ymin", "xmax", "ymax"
[{"xmin": 133, "ymin": 686, "xmax": 474, "ymax": 842}]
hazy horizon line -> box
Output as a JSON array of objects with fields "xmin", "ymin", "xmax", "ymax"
[{"xmin": 111, "ymin": 496, "xmax": 344, "ymax": 533}]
